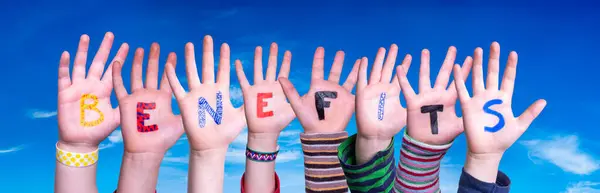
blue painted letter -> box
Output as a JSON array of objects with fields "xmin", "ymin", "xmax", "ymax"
[
  {"xmin": 198, "ymin": 91, "xmax": 223, "ymax": 128},
  {"xmin": 377, "ymin": 92, "xmax": 386, "ymax": 120},
  {"xmin": 483, "ymin": 99, "xmax": 505, "ymax": 133}
]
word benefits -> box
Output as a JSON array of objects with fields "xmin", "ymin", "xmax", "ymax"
[
  {"xmin": 80, "ymin": 94, "xmax": 104, "ymax": 127},
  {"xmin": 378, "ymin": 92, "xmax": 386, "ymax": 120},
  {"xmin": 315, "ymin": 91, "xmax": 337, "ymax": 120},
  {"xmin": 257, "ymin": 93, "xmax": 274, "ymax": 118},
  {"xmin": 421, "ymin": 105, "xmax": 443, "ymax": 134},
  {"xmin": 198, "ymin": 91, "xmax": 224, "ymax": 128},
  {"xmin": 136, "ymin": 102, "xmax": 158, "ymax": 132},
  {"xmin": 483, "ymin": 99, "xmax": 505, "ymax": 133}
]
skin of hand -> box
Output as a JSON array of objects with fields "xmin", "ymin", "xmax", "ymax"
[
  {"xmin": 279, "ymin": 47, "xmax": 360, "ymax": 134},
  {"xmin": 235, "ymin": 43, "xmax": 295, "ymax": 193},
  {"xmin": 396, "ymin": 47, "xmax": 474, "ymax": 145},
  {"xmin": 453, "ymin": 42, "xmax": 547, "ymax": 183},
  {"xmin": 113, "ymin": 43, "xmax": 185, "ymax": 193},
  {"xmin": 55, "ymin": 32, "xmax": 129, "ymax": 193},
  {"xmin": 354, "ymin": 45, "xmax": 410, "ymax": 164},
  {"xmin": 165, "ymin": 35, "xmax": 246, "ymax": 193}
]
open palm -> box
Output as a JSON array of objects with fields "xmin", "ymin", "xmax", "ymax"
[
  {"xmin": 57, "ymin": 32, "xmax": 128, "ymax": 147},
  {"xmin": 166, "ymin": 36, "xmax": 246, "ymax": 151},
  {"xmin": 396, "ymin": 47, "xmax": 473, "ymax": 145},
  {"xmin": 113, "ymin": 43, "xmax": 184, "ymax": 154},
  {"xmin": 453, "ymin": 42, "xmax": 546, "ymax": 155},
  {"xmin": 235, "ymin": 43, "xmax": 295, "ymax": 133},
  {"xmin": 279, "ymin": 47, "xmax": 359, "ymax": 133}
]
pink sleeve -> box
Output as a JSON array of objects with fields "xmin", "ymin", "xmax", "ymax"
[{"xmin": 240, "ymin": 172, "xmax": 280, "ymax": 193}]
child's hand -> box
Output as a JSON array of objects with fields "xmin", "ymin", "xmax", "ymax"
[
  {"xmin": 166, "ymin": 36, "xmax": 246, "ymax": 152},
  {"xmin": 279, "ymin": 47, "xmax": 359, "ymax": 134},
  {"xmin": 396, "ymin": 47, "xmax": 473, "ymax": 145},
  {"xmin": 112, "ymin": 43, "xmax": 184, "ymax": 154},
  {"xmin": 454, "ymin": 42, "xmax": 546, "ymax": 182}
]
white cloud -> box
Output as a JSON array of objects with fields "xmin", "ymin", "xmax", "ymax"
[
  {"xmin": 521, "ymin": 135, "xmax": 600, "ymax": 175},
  {"xmin": 439, "ymin": 156, "xmax": 462, "ymax": 192},
  {"xmin": 563, "ymin": 181, "xmax": 600, "ymax": 193},
  {"xmin": 0, "ymin": 145, "xmax": 25, "ymax": 153},
  {"xmin": 280, "ymin": 130, "xmax": 300, "ymax": 137},
  {"xmin": 100, "ymin": 130, "xmax": 123, "ymax": 150},
  {"xmin": 274, "ymin": 150, "xmax": 302, "ymax": 163},
  {"xmin": 29, "ymin": 109, "xmax": 57, "ymax": 119},
  {"xmin": 157, "ymin": 166, "xmax": 188, "ymax": 193}
]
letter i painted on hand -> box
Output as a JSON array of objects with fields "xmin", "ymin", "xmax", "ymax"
[
  {"xmin": 80, "ymin": 94, "xmax": 104, "ymax": 127},
  {"xmin": 315, "ymin": 91, "xmax": 337, "ymax": 120},
  {"xmin": 198, "ymin": 91, "xmax": 224, "ymax": 128},
  {"xmin": 421, "ymin": 105, "xmax": 443, "ymax": 134},
  {"xmin": 378, "ymin": 92, "xmax": 386, "ymax": 120},
  {"xmin": 137, "ymin": 102, "xmax": 158, "ymax": 132},
  {"xmin": 483, "ymin": 99, "xmax": 505, "ymax": 133},
  {"xmin": 257, "ymin": 92, "xmax": 273, "ymax": 118}
]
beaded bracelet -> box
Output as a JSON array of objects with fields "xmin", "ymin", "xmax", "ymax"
[
  {"xmin": 56, "ymin": 143, "xmax": 98, "ymax": 167},
  {"xmin": 245, "ymin": 146, "xmax": 279, "ymax": 162}
]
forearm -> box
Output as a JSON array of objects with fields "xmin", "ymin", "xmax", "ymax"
[
  {"xmin": 459, "ymin": 152, "xmax": 511, "ymax": 192},
  {"xmin": 243, "ymin": 132, "xmax": 279, "ymax": 193},
  {"xmin": 188, "ymin": 148, "xmax": 227, "ymax": 193},
  {"xmin": 116, "ymin": 152, "xmax": 163, "ymax": 193},
  {"xmin": 54, "ymin": 141, "xmax": 98, "ymax": 193},
  {"xmin": 301, "ymin": 131, "xmax": 348, "ymax": 192}
]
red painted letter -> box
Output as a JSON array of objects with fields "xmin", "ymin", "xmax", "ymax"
[
  {"xmin": 257, "ymin": 93, "xmax": 273, "ymax": 118},
  {"xmin": 137, "ymin": 102, "xmax": 158, "ymax": 132}
]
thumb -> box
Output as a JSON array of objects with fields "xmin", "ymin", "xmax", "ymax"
[{"xmin": 517, "ymin": 99, "xmax": 547, "ymax": 132}]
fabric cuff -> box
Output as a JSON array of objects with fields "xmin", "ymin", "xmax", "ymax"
[
  {"xmin": 240, "ymin": 172, "xmax": 281, "ymax": 193},
  {"xmin": 458, "ymin": 168, "xmax": 510, "ymax": 193}
]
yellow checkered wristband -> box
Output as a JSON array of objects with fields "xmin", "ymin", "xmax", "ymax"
[{"xmin": 56, "ymin": 143, "xmax": 99, "ymax": 167}]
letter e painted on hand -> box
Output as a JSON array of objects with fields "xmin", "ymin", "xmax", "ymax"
[
  {"xmin": 257, "ymin": 92, "xmax": 274, "ymax": 118},
  {"xmin": 137, "ymin": 102, "xmax": 158, "ymax": 132}
]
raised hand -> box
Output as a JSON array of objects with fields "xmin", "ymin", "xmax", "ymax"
[
  {"xmin": 235, "ymin": 43, "xmax": 295, "ymax": 134},
  {"xmin": 57, "ymin": 32, "xmax": 128, "ymax": 150},
  {"xmin": 396, "ymin": 47, "xmax": 473, "ymax": 145},
  {"xmin": 279, "ymin": 47, "xmax": 359, "ymax": 133},
  {"xmin": 165, "ymin": 35, "xmax": 246, "ymax": 152},
  {"xmin": 453, "ymin": 42, "xmax": 546, "ymax": 182},
  {"xmin": 112, "ymin": 43, "xmax": 184, "ymax": 154}
]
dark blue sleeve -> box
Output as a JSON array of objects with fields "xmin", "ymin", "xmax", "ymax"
[{"xmin": 457, "ymin": 168, "xmax": 511, "ymax": 193}]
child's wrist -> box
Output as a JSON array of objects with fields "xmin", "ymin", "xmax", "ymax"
[
  {"xmin": 355, "ymin": 134, "xmax": 393, "ymax": 165},
  {"xmin": 57, "ymin": 140, "xmax": 98, "ymax": 153},
  {"xmin": 464, "ymin": 151, "xmax": 504, "ymax": 183},
  {"xmin": 247, "ymin": 132, "xmax": 279, "ymax": 152}
]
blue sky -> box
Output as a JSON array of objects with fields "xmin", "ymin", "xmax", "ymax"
[{"xmin": 1, "ymin": 0, "xmax": 599, "ymax": 192}]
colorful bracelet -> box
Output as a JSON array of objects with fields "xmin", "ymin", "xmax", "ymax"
[
  {"xmin": 56, "ymin": 143, "xmax": 98, "ymax": 167},
  {"xmin": 245, "ymin": 146, "xmax": 279, "ymax": 162}
]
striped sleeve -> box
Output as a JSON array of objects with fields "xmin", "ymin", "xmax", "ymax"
[
  {"xmin": 396, "ymin": 131, "xmax": 452, "ymax": 193},
  {"xmin": 337, "ymin": 134, "xmax": 396, "ymax": 193},
  {"xmin": 301, "ymin": 131, "xmax": 349, "ymax": 193}
]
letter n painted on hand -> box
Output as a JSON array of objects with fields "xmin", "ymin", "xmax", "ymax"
[
  {"xmin": 80, "ymin": 94, "xmax": 104, "ymax": 127},
  {"xmin": 315, "ymin": 91, "xmax": 337, "ymax": 120},
  {"xmin": 257, "ymin": 93, "xmax": 273, "ymax": 118},
  {"xmin": 137, "ymin": 102, "xmax": 158, "ymax": 132},
  {"xmin": 198, "ymin": 91, "xmax": 224, "ymax": 128},
  {"xmin": 378, "ymin": 92, "xmax": 386, "ymax": 120},
  {"xmin": 421, "ymin": 105, "xmax": 443, "ymax": 134},
  {"xmin": 483, "ymin": 99, "xmax": 505, "ymax": 133}
]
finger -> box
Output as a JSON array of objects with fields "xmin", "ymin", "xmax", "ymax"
[
  {"xmin": 381, "ymin": 44, "xmax": 398, "ymax": 83},
  {"xmin": 72, "ymin": 34, "xmax": 90, "ymax": 83},
  {"xmin": 217, "ymin": 43, "xmax": 231, "ymax": 87},
  {"xmin": 112, "ymin": 61, "xmax": 129, "ymax": 99},
  {"xmin": 501, "ymin": 51, "xmax": 518, "ymax": 97},
  {"xmin": 265, "ymin": 42, "xmax": 278, "ymax": 81},
  {"xmin": 145, "ymin": 43, "xmax": 160, "ymax": 89},
  {"xmin": 369, "ymin": 47, "xmax": 386, "ymax": 84},
  {"xmin": 235, "ymin": 60, "xmax": 251, "ymax": 90},
  {"xmin": 160, "ymin": 52, "xmax": 177, "ymax": 93},
  {"xmin": 517, "ymin": 99, "xmax": 547, "ymax": 132},
  {"xmin": 253, "ymin": 46, "xmax": 264, "ymax": 84},
  {"xmin": 434, "ymin": 46, "xmax": 457, "ymax": 90},
  {"xmin": 185, "ymin": 42, "xmax": 202, "ymax": 89},
  {"xmin": 101, "ymin": 43, "xmax": 130, "ymax": 85},
  {"xmin": 131, "ymin": 48, "xmax": 145, "ymax": 91},
  {"xmin": 202, "ymin": 35, "xmax": 215, "ymax": 84},
  {"xmin": 166, "ymin": 62, "xmax": 187, "ymax": 99},
  {"xmin": 88, "ymin": 32, "xmax": 115, "ymax": 80},
  {"xmin": 472, "ymin": 47, "xmax": 485, "ymax": 95},
  {"xmin": 396, "ymin": 65, "xmax": 416, "ymax": 99},
  {"xmin": 392, "ymin": 54, "xmax": 413, "ymax": 89},
  {"xmin": 486, "ymin": 42, "xmax": 501, "ymax": 91},
  {"xmin": 342, "ymin": 58, "xmax": 361, "ymax": 91},
  {"xmin": 356, "ymin": 57, "xmax": 368, "ymax": 92},
  {"xmin": 419, "ymin": 49, "xmax": 432, "ymax": 93},
  {"xmin": 279, "ymin": 78, "xmax": 306, "ymax": 115},
  {"xmin": 448, "ymin": 56, "xmax": 473, "ymax": 96},
  {"xmin": 58, "ymin": 51, "xmax": 71, "ymax": 91},
  {"xmin": 328, "ymin": 51, "xmax": 345, "ymax": 83},
  {"xmin": 278, "ymin": 50, "xmax": 292, "ymax": 79},
  {"xmin": 452, "ymin": 64, "xmax": 471, "ymax": 103},
  {"xmin": 311, "ymin": 47, "xmax": 325, "ymax": 81}
]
